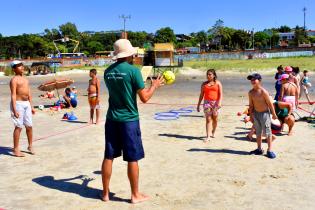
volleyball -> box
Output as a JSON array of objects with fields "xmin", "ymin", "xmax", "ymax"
[{"xmin": 163, "ymin": 71, "xmax": 175, "ymax": 85}]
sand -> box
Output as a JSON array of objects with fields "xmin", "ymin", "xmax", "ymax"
[{"xmin": 0, "ymin": 69, "xmax": 315, "ymax": 210}]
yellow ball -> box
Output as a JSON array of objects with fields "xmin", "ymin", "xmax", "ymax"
[{"xmin": 163, "ymin": 70, "xmax": 175, "ymax": 85}]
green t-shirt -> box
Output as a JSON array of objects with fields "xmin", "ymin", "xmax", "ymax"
[{"xmin": 104, "ymin": 61, "xmax": 145, "ymax": 122}]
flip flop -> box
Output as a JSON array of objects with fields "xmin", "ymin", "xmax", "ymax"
[{"xmin": 266, "ymin": 151, "xmax": 276, "ymax": 159}]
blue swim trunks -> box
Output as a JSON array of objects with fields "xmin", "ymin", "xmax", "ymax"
[{"xmin": 104, "ymin": 119, "xmax": 144, "ymax": 162}]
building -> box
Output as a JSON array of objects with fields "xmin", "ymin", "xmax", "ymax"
[{"xmin": 278, "ymin": 32, "xmax": 295, "ymax": 41}]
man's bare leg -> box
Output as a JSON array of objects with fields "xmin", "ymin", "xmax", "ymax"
[
  {"xmin": 13, "ymin": 127, "xmax": 24, "ymax": 157},
  {"xmin": 128, "ymin": 161, "xmax": 149, "ymax": 204},
  {"xmin": 89, "ymin": 109, "xmax": 94, "ymax": 124},
  {"xmin": 266, "ymin": 135, "xmax": 272, "ymax": 151},
  {"xmin": 96, "ymin": 109, "xmax": 100, "ymax": 124},
  {"xmin": 26, "ymin": 126, "xmax": 35, "ymax": 154},
  {"xmin": 256, "ymin": 135, "xmax": 262, "ymax": 150},
  {"xmin": 101, "ymin": 158, "xmax": 113, "ymax": 202}
]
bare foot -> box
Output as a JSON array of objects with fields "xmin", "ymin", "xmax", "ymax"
[
  {"xmin": 288, "ymin": 131, "xmax": 293, "ymax": 136},
  {"xmin": 89, "ymin": 120, "xmax": 94, "ymax": 124},
  {"xmin": 203, "ymin": 137, "xmax": 210, "ymax": 143},
  {"xmin": 131, "ymin": 193, "xmax": 150, "ymax": 204},
  {"xmin": 246, "ymin": 134, "xmax": 253, "ymax": 141},
  {"xmin": 99, "ymin": 192, "xmax": 109, "ymax": 202},
  {"xmin": 13, "ymin": 149, "xmax": 25, "ymax": 157},
  {"xmin": 95, "ymin": 121, "xmax": 101, "ymax": 125},
  {"xmin": 27, "ymin": 146, "xmax": 35, "ymax": 155}
]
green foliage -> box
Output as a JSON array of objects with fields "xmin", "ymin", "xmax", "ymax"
[
  {"xmin": 87, "ymin": 41, "xmax": 103, "ymax": 54},
  {"xmin": 184, "ymin": 56, "xmax": 315, "ymax": 72},
  {"xmin": 154, "ymin": 27, "xmax": 176, "ymax": 43}
]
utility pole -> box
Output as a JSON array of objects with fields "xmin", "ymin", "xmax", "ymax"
[
  {"xmin": 303, "ymin": 7, "xmax": 307, "ymax": 31},
  {"xmin": 119, "ymin": 14, "xmax": 131, "ymax": 38}
]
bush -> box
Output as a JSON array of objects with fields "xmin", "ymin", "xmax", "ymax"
[{"xmin": 4, "ymin": 67, "xmax": 13, "ymax": 76}]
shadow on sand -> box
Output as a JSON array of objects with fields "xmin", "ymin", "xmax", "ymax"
[
  {"xmin": 187, "ymin": 148, "xmax": 249, "ymax": 155},
  {"xmin": 32, "ymin": 175, "xmax": 129, "ymax": 203},
  {"xmin": 0, "ymin": 146, "xmax": 14, "ymax": 157},
  {"xmin": 159, "ymin": 133, "xmax": 204, "ymax": 141},
  {"xmin": 61, "ymin": 120, "xmax": 88, "ymax": 124}
]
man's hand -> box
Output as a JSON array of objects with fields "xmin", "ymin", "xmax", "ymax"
[
  {"xmin": 32, "ymin": 108, "xmax": 36, "ymax": 115},
  {"xmin": 151, "ymin": 74, "xmax": 164, "ymax": 89},
  {"xmin": 272, "ymin": 114, "xmax": 278, "ymax": 120},
  {"xmin": 197, "ymin": 105, "xmax": 200, "ymax": 112},
  {"xmin": 14, "ymin": 111, "xmax": 19, "ymax": 118}
]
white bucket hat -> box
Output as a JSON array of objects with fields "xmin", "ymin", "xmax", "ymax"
[{"xmin": 112, "ymin": 39, "xmax": 136, "ymax": 60}]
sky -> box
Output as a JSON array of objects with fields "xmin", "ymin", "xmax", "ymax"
[{"xmin": 0, "ymin": 0, "xmax": 314, "ymax": 36}]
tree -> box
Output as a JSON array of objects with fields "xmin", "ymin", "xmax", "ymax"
[
  {"xmin": 294, "ymin": 25, "xmax": 308, "ymax": 46},
  {"xmin": 59, "ymin": 22, "xmax": 79, "ymax": 39},
  {"xmin": 278, "ymin": 25, "xmax": 291, "ymax": 33},
  {"xmin": 154, "ymin": 27, "xmax": 176, "ymax": 43},
  {"xmin": 87, "ymin": 41, "xmax": 103, "ymax": 54},
  {"xmin": 254, "ymin": 31, "xmax": 270, "ymax": 49},
  {"xmin": 231, "ymin": 30, "xmax": 250, "ymax": 50}
]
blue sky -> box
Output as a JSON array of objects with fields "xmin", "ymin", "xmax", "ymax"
[{"xmin": 1, "ymin": 0, "xmax": 314, "ymax": 36}]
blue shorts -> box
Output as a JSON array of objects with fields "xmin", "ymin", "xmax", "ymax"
[{"xmin": 105, "ymin": 119, "xmax": 144, "ymax": 162}]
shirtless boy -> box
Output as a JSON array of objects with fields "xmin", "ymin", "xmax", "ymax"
[
  {"xmin": 9, "ymin": 60, "xmax": 35, "ymax": 157},
  {"xmin": 247, "ymin": 73, "xmax": 277, "ymax": 159},
  {"xmin": 87, "ymin": 69, "xmax": 100, "ymax": 124},
  {"xmin": 279, "ymin": 74, "xmax": 299, "ymax": 109}
]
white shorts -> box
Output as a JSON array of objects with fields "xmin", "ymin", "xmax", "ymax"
[{"xmin": 11, "ymin": 101, "xmax": 33, "ymax": 128}]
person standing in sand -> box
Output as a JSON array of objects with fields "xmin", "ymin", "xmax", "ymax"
[
  {"xmin": 279, "ymin": 74, "xmax": 299, "ymax": 109},
  {"xmin": 101, "ymin": 39, "xmax": 164, "ymax": 204},
  {"xmin": 197, "ymin": 69, "xmax": 223, "ymax": 142},
  {"xmin": 87, "ymin": 69, "xmax": 101, "ymax": 124},
  {"xmin": 9, "ymin": 60, "xmax": 35, "ymax": 157},
  {"xmin": 247, "ymin": 73, "xmax": 277, "ymax": 159}
]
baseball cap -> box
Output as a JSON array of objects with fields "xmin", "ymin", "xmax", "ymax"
[
  {"xmin": 278, "ymin": 74, "xmax": 289, "ymax": 81},
  {"xmin": 284, "ymin": 66, "xmax": 293, "ymax": 72},
  {"xmin": 247, "ymin": 73, "xmax": 262, "ymax": 81},
  {"xmin": 10, "ymin": 60, "xmax": 23, "ymax": 68}
]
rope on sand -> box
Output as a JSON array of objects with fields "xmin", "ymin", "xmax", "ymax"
[
  {"xmin": 154, "ymin": 107, "xmax": 194, "ymax": 120},
  {"xmin": 297, "ymin": 106, "xmax": 315, "ymax": 116}
]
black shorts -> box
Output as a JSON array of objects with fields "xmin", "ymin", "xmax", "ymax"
[{"xmin": 105, "ymin": 119, "xmax": 144, "ymax": 162}]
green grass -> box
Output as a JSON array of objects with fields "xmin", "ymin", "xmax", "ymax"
[{"xmin": 184, "ymin": 56, "xmax": 315, "ymax": 73}]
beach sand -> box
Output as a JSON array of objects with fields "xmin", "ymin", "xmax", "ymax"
[{"xmin": 0, "ymin": 69, "xmax": 315, "ymax": 210}]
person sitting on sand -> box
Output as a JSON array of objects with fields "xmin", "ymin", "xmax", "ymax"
[
  {"xmin": 9, "ymin": 60, "xmax": 35, "ymax": 157},
  {"xmin": 39, "ymin": 90, "xmax": 55, "ymax": 99},
  {"xmin": 273, "ymin": 100, "xmax": 295, "ymax": 136},
  {"xmin": 247, "ymin": 73, "xmax": 278, "ymax": 159},
  {"xmin": 63, "ymin": 88, "xmax": 77, "ymax": 108},
  {"xmin": 197, "ymin": 69, "xmax": 223, "ymax": 142}
]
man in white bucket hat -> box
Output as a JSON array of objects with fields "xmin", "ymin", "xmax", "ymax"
[{"xmin": 101, "ymin": 39, "xmax": 164, "ymax": 203}]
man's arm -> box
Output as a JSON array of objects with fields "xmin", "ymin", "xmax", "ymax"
[
  {"xmin": 10, "ymin": 78, "xmax": 19, "ymax": 118},
  {"xmin": 263, "ymin": 90, "xmax": 277, "ymax": 119},
  {"xmin": 248, "ymin": 91, "xmax": 254, "ymax": 117},
  {"xmin": 96, "ymin": 78, "xmax": 101, "ymax": 102},
  {"xmin": 28, "ymin": 87, "xmax": 35, "ymax": 114},
  {"xmin": 137, "ymin": 75, "xmax": 164, "ymax": 103}
]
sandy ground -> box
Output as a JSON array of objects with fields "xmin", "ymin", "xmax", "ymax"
[{"xmin": 0, "ymin": 69, "xmax": 315, "ymax": 210}]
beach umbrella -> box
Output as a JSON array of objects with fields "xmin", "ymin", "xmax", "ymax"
[{"xmin": 38, "ymin": 78, "xmax": 74, "ymax": 97}]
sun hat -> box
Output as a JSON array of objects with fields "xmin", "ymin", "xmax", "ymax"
[
  {"xmin": 247, "ymin": 73, "xmax": 262, "ymax": 81},
  {"xmin": 278, "ymin": 74, "xmax": 289, "ymax": 81},
  {"xmin": 112, "ymin": 39, "xmax": 136, "ymax": 60},
  {"xmin": 10, "ymin": 60, "xmax": 23, "ymax": 68},
  {"xmin": 284, "ymin": 66, "xmax": 293, "ymax": 72}
]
